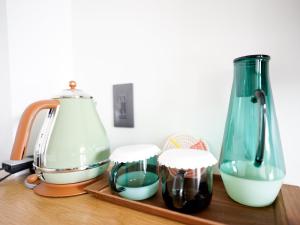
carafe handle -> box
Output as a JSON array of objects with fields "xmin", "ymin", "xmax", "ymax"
[
  {"xmin": 172, "ymin": 169, "xmax": 187, "ymax": 208},
  {"xmin": 10, "ymin": 100, "xmax": 60, "ymax": 160},
  {"xmin": 109, "ymin": 163, "xmax": 125, "ymax": 192},
  {"xmin": 252, "ymin": 90, "xmax": 267, "ymax": 167}
]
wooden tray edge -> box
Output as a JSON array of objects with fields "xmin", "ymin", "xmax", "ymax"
[
  {"xmin": 85, "ymin": 183, "xmax": 224, "ymax": 225},
  {"xmin": 280, "ymin": 184, "xmax": 300, "ymax": 225},
  {"xmin": 85, "ymin": 174, "xmax": 300, "ymax": 225}
]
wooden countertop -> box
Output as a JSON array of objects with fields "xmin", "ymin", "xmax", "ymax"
[
  {"xmin": 1, "ymin": 172, "xmax": 299, "ymax": 225},
  {"xmin": 0, "ymin": 172, "xmax": 182, "ymax": 225}
]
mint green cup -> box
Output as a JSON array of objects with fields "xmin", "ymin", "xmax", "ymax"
[{"xmin": 109, "ymin": 156, "xmax": 159, "ymax": 200}]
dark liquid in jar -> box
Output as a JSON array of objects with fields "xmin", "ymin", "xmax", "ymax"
[{"xmin": 161, "ymin": 169, "xmax": 212, "ymax": 214}]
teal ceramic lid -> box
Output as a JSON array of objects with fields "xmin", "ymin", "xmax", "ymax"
[
  {"xmin": 54, "ymin": 81, "xmax": 92, "ymax": 99},
  {"xmin": 110, "ymin": 144, "xmax": 161, "ymax": 163},
  {"xmin": 158, "ymin": 149, "xmax": 217, "ymax": 170}
]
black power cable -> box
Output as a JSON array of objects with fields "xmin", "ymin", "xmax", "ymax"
[
  {"xmin": 0, "ymin": 157, "xmax": 34, "ymax": 183},
  {"xmin": 0, "ymin": 173, "xmax": 12, "ymax": 182}
]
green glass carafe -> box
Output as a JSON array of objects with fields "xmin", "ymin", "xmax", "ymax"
[{"xmin": 219, "ymin": 55, "xmax": 286, "ymax": 207}]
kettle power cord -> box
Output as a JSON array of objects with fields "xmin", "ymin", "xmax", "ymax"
[
  {"xmin": 0, "ymin": 157, "xmax": 33, "ymax": 183},
  {"xmin": 0, "ymin": 173, "xmax": 12, "ymax": 182}
]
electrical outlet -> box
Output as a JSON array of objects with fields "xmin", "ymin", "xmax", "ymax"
[{"xmin": 113, "ymin": 83, "xmax": 134, "ymax": 127}]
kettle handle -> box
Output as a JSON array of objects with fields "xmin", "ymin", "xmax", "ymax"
[
  {"xmin": 251, "ymin": 90, "xmax": 267, "ymax": 167},
  {"xmin": 10, "ymin": 100, "xmax": 60, "ymax": 160}
]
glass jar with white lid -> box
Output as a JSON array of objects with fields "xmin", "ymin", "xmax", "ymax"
[
  {"xmin": 158, "ymin": 149, "xmax": 217, "ymax": 213},
  {"xmin": 109, "ymin": 144, "xmax": 161, "ymax": 200}
]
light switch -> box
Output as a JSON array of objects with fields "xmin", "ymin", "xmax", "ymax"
[{"xmin": 113, "ymin": 83, "xmax": 134, "ymax": 127}]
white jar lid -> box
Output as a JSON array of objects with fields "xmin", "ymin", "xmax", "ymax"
[
  {"xmin": 158, "ymin": 149, "xmax": 217, "ymax": 170},
  {"xmin": 110, "ymin": 144, "xmax": 161, "ymax": 163}
]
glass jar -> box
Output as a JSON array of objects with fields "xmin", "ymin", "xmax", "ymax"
[
  {"xmin": 109, "ymin": 144, "xmax": 161, "ymax": 200},
  {"xmin": 158, "ymin": 149, "xmax": 217, "ymax": 213}
]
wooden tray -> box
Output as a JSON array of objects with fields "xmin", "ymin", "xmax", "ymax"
[{"xmin": 85, "ymin": 174, "xmax": 300, "ymax": 225}]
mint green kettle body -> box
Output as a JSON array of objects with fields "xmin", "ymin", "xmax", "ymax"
[
  {"xmin": 219, "ymin": 55, "xmax": 285, "ymax": 207},
  {"xmin": 11, "ymin": 81, "xmax": 110, "ymax": 185}
]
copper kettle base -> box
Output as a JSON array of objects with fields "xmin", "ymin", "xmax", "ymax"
[{"xmin": 26, "ymin": 174, "xmax": 101, "ymax": 197}]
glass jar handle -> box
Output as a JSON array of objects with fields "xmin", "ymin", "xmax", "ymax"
[
  {"xmin": 172, "ymin": 169, "xmax": 186, "ymax": 208},
  {"xmin": 251, "ymin": 89, "xmax": 267, "ymax": 167},
  {"xmin": 109, "ymin": 163, "xmax": 125, "ymax": 192}
]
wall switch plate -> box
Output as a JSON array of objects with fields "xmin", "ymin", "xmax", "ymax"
[{"xmin": 113, "ymin": 83, "xmax": 134, "ymax": 127}]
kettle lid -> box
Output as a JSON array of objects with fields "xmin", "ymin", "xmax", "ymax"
[{"xmin": 54, "ymin": 81, "xmax": 92, "ymax": 99}]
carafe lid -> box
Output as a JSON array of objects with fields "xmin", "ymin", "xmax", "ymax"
[
  {"xmin": 54, "ymin": 81, "xmax": 92, "ymax": 99},
  {"xmin": 158, "ymin": 149, "xmax": 217, "ymax": 170},
  {"xmin": 110, "ymin": 144, "xmax": 161, "ymax": 163}
]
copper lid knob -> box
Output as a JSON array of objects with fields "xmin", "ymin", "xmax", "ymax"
[{"xmin": 69, "ymin": 80, "xmax": 77, "ymax": 90}]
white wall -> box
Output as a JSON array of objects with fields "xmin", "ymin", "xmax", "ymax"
[
  {"xmin": 0, "ymin": 0, "xmax": 12, "ymax": 161},
  {"xmin": 0, "ymin": 0, "xmax": 299, "ymax": 185},
  {"xmin": 72, "ymin": 0, "xmax": 300, "ymax": 185},
  {"xmin": 6, "ymin": 0, "xmax": 73, "ymax": 116},
  {"xmin": 0, "ymin": 0, "xmax": 73, "ymax": 158}
]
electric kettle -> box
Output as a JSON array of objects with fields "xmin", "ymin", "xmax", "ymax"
[{"xmin": 10, "ymin": 81, "xmax": 110, "ymax": 196}]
